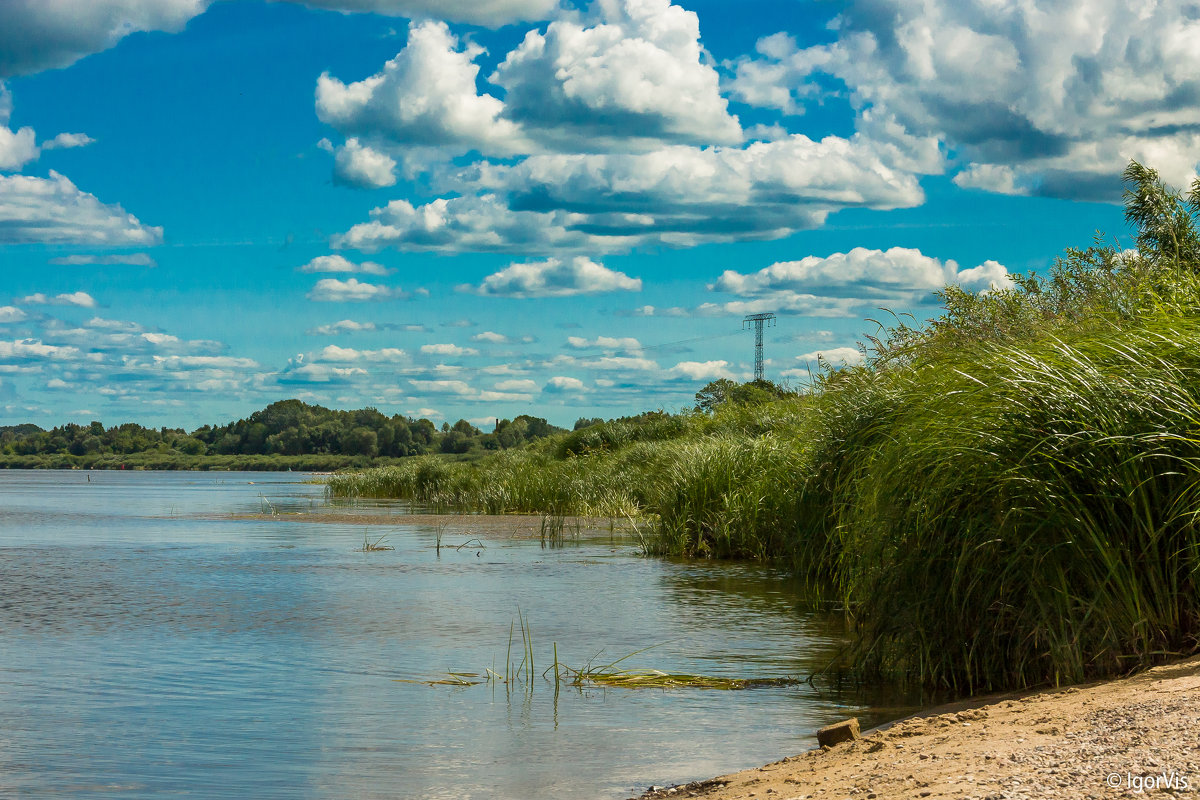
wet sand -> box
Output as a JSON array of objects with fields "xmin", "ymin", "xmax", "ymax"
[{"xmin": 633, "ymin": 656, "xmax": 1200, "ymax": 800}]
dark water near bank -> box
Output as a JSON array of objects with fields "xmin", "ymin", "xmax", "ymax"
[{"xmin": 0, "ymin": 471, "xmax": 915, "ymax": 799}]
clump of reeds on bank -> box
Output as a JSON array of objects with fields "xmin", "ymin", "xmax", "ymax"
[{"xmin": 331, "ymin": 161, "xmax": 1200, "ymax": 694}]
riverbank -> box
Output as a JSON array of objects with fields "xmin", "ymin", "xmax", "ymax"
[{"xmin": 635, "ymin": 655, "xmax": 1200, "ymax": 799}]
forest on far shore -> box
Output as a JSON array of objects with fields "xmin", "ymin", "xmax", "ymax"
[{"xmin": 0, "ymin": 399, "xmax": 576, "ymax": 469}]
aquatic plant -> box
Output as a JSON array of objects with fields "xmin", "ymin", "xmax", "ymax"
[{"xmin": 358, "ymin": 531, "xmax": 394, "ymax": 551}]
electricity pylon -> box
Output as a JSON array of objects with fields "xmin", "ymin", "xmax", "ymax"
[{"xmin": 742, "ymin": 313, "xmax": 776, "ymax": 381}]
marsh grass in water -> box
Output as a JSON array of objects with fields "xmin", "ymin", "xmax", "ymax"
[
  {"xmin": 395, "ymin": 615, "xmax": 805, "ymax": 692},
  {"xmin": 358, "ymin": 531, "xmax": 394, "ymax": 551}
]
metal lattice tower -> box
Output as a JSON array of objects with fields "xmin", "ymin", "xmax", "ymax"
[{"xmin": 742, "ymin": 313, "xmax": 776, "ymax": 381}]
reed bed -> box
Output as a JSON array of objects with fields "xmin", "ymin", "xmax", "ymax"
[{"xmin": 821, "ymin": 318, "xmax": 1200, "ymax": 691}]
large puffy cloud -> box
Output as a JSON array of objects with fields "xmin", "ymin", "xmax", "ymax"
[
  {"xmin": 544, "ymin": 375, "xmax": 587, "ymax": 393},
  {"xmin": 730, "ymin": 0, "xmax": 1200, "ymax": 199},
  {"xmin": 316, "ymin": 1, "xmax": 740, "ymax": 167},
  {"xmin": 464, "ymin": 256, "xmax": 641, "ymax": 297},
  {"xmin": 713, "ymin": 247, "xmax": 1013, "ymax": 300},
  {"xmin": 489, "ymin": 0, "xmax": 741, "ymax": 150},
  {"xmin": 336, "ymin": 134, "xmax": 924, "ymax": 253},
  {"xmin": 316, "ymin": 21, "xmax": 527, "ymax": 156},
  {"xmin": 707, "ymin": 246, "xmax": 1012, "ymax": 316},
  {"xmin": 0, "ymin": 171, "xmax": 162, "ymax": 245},
  {"xmin": 0, "ymin": 0, "xmax": 207, "ymax": 78},
  {"xmin": 334, "ymin": 194, "xmax": 623, "ymax": 253},
  {"xmin": 464, "ymin": 135, "xmax": 922, "ymax": 223}
]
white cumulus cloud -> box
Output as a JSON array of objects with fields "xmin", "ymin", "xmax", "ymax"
[
  {"xmin": 315, "ymin": 344, "xmax": 407, "ymax": 362},
  {"xmin": 336, "ymin": 134, "xmax": 925, "ymax": 253},
  {"xmin": 544, "ymin": 375, "xmax": 587, "ymax": 392},
  {"xmin": 316, "ymin": 1, "xmax": 741, "ymax": 161},
  {"xmin": 42, "ymin": 132, "xmax": 95, "ymax": 150},
  {"xmin": 566, "ymin": 335, "xmax": 642, "ymax": 351},
  {"xmin": 731, "ymin": 0, "xmax": 1200, "ymax": 199},
  {"xmin": 306, "ymin": 319, "xmax": 378, "ymax": 335},
  {"xmin": 420, "ymin": 343, "xmax": 479, "ymax": 356},
  {"xmin": 322, "ymin": 137, "xmax": 397, "ymax": 189},
  {"xmin": 465, "ymin": 256, "xmax": 642, "ymax": 297},
  {"xmin": 299, "ymin": 254, "xmax": 389, "ymax": 275},
  {"xmin": 489, "ymin": 0, "xmax": 742, "ymax": 150},
  {"xmin": 0, "ymin": 338, "xmax": 81, "ymax": 361},
  {"xmin": 0, "ymin": 0, "xmax": 208, "ymax": 78},
  {"xmin": 306, "ymin": 277, "xmax": 406, "ymax": 302},
  {"xmin": 0, "ymin": 171, "xmax": 162, "ymax": 245},
  {"xmin": 711, "ymin": 247, "xmax": 1013, "ymax": 313},
  {"xmin": 316, "ymin": 21, "xmax": 527, "ymax": 158},
  {"xmin": 19, "ymin": 291, "xmax": 97, "ymax": 308},
  {"xmin": 471, "ymin": 331, "xmax": 510, "ymax": 344},
  {"xmin": 666, "ymin": 360, "xmax": 733, "ymax": 380},
  {"xmin": 0, "ymin": 107, "xmax": 37, "ymax": 171}
]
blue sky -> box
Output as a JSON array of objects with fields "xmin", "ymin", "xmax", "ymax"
[{"xmin": 1, "ymin": 0, "xmax": 1195, "ymax": 430}]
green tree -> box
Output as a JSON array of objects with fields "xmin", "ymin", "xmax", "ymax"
[
  {"xmin": 1122, "ymin": 160, "xmax": 1200, "ymax": 269},
  {"xmin": 694, "ymin": 378, "xmax": 737, "ymax": 412},
  {"xmin": 695, "ymin": 379, "xmax": 788, "ymax": 412}
]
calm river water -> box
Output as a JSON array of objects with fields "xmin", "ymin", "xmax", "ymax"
[{"xmin": 0, "ymin": 470, "xmax": 913, "ymax": 799}]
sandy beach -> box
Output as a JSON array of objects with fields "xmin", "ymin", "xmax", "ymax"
[{"xmin": 634, "ymin": 656, "xmax": 1200, "ymax": 800}]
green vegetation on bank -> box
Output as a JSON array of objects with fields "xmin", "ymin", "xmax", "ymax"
[
  {"xmin": 0, "ymin": 400, "xmax": 565, "ymax": 469},
  {"xmin": 329, "ymin": 162, "xmax": 1200, "ymax": 693}
]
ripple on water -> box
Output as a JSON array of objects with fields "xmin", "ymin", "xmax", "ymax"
[{"xmin": 0, "ymin": 471, "xmax": 918, "ymax": 800}]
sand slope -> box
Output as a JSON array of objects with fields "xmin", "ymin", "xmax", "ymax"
[{"xmin": 636, "ymin": 656, "xmax": 1200, "ymax": 800}]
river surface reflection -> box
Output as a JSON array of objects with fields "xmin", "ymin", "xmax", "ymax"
[{"xmin": 0, "ymin": 470, "xmax": 915, "ymax": 799}]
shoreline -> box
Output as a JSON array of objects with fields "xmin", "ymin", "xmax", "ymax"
[{"xmin": 632, "ymin": 655, "xmax": 1200, "ymax": 799}]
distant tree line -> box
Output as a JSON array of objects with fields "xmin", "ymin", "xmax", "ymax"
[{"xmin": 0, "ymin": 399, "xmax": 567, "ymax": 461}]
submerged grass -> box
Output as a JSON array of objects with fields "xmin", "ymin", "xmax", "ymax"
[
  {"xmin": 358, "ymin": 531, "xmax": 394, "ymax": 551},
  {"xmin": 397, "ymin": 616, "xmax": 804, "ymax": 692}
]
